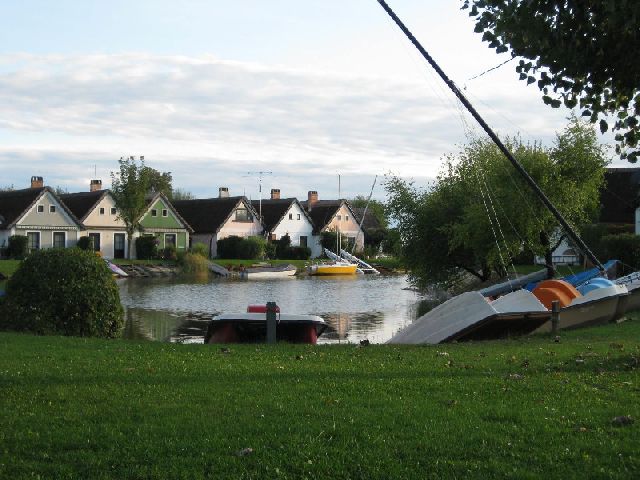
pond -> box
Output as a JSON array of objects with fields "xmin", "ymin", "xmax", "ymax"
[{"xmin": 118, "ymin": 274, "xmax": 425, "ymax": 344}]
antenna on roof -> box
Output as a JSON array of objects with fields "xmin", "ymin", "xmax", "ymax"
[{"xmin": 245, "ymin": 171, "xmax": 273, "ymax": 221}]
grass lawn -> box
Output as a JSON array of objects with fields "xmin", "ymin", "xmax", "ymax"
[{"xmin": 1, "ymin": 318, "xmax": 639, "ymax": 479}]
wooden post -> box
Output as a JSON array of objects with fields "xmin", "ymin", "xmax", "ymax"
[
  {"xmin": 551, "ymin": 300, "xmax": 560, "ymax": 333},
  {"xmin": 266, "ymin": 301, "xmax": 278, "ymax": 344}
]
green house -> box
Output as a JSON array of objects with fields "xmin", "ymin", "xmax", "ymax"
[{"xmin": 136, "ymin": 193, "xmax": 193, "ymax": 255}]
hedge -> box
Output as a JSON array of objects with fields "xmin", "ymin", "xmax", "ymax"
[
  {"xmin": 601, "ymin": 233, "xmax": 640, "ymax": 271},
  {"xmin": 7, "ymin": 235, "xmax": 28, "ymax": 259},
  {"xmin": 136, "ymin": 236, "xmax": 158, "ymax": 260}
]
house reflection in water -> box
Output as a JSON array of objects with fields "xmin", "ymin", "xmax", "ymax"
[
  {"xmin": 123, "ymin": 307, "xmax": 210, "ymax": 343},
  {"xmin": 320, "ymin": 311, "xmax": 386, "ymax": 343}
]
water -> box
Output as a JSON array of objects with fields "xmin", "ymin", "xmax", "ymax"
[{"xmin": 118, "ymin": 275, "xmax": 424, "ymax": 344}]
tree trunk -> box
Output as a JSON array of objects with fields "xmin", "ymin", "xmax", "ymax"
[{"xmin": 539, "ymin": 231, "xmax": 556, "ymax": 279}]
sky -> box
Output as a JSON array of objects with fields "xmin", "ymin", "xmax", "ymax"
[{"xmin": 0, "ymin": 0, "xmax": 621, "ymax": 201}]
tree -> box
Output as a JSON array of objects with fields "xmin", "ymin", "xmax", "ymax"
[
  {"xmin": 350, "ymin": 196, "xmax": 389, "ymax": 229},
  {"xmin": 386, "ymin": 117, "xmax": 607, "ymax": 289},
  {"xmin": 142, "ymin": 166, "xmax": 172, "ymax": 196},
  {"xmin": 463, "ymin": 1, "xmax": 640, "ymax": 161},
  {"xmin": 171, "ymin": 188, "xmax": 195, "ymax": 200},
  {"xmin": 110, "ymin": 157, "xmax": 151, "ymax": 259}
]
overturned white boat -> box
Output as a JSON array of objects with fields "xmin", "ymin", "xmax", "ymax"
[
  {"xmin": 387, "ymin": 289, "xmax": 550, "ymax": 344},
  {"xmin": 239, "ymin": 264, "xmax": 297, "ymax": 279}
]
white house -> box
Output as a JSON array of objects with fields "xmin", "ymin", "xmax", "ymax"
[
  {"xmin": 60, "ymin": 180, "xmax": 129, "ymax": 259},
  {"xmin": 252, "ymin": 189, "xmax": 322, "ymax": 257},
  {"xmin": 0, "ymin": 177, "xmax": 80, "ymax": 252}
]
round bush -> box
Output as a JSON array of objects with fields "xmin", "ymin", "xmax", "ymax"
[{"xmin": 0, "ymin": 248, "xmax": 124, "ymax": 337}]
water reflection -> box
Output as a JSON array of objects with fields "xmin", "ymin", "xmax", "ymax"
[{"xmin": 119, "ymin": 275, "xmax": 423, "ymax": 344}]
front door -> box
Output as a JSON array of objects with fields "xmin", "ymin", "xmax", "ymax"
[
  {"xmin": 88, "ymin": 233, "xmax": 101, "ymax": 252},
  {"xmin": 114, "ymin": 233, "xmax": 126, "ymax": 259}
]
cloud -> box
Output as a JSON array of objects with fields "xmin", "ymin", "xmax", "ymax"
[{"xmin": 0, "ymin": 53, "xmax": 582, "ymax": 199}]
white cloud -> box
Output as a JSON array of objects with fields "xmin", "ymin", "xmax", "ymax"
[{"xmin": 0, "ymin": 53, "xmax": 593, "ymax": 199}]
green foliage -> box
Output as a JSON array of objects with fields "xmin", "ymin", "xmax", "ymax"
[
  {"xmin": 265, "ymin": 241, "xmax": 277, "ymax": 259},
  {"xmin": 0, "ymin": 249, "xmax": 123, "ymax": 337},
  {"xmin": 350, "ymin": 196, "xmax": 389, "ymax": 229},
  {"xmin": 142, "ymin": 166, "xmax": 173, "ymax": 197},
  {"xmin": 462, "ymin": 0, "xmax": 640, "ymax": 162},
  {"xmin": 581, "ymin": 224, "xmax": 635, "ymax": 262},
  {"xmin": 135, "ymin": 236, "xmax": 158, "ymax": 260},
  {"xmin": 170, "ymin": 188, "xmax": 195, "ymax": 201},
  {"xmin": 275, "ymin": 234, "xmax": 291, "ymax": 259},
  {"xmin": 217, "ymin": 236, "xmax": 265, "ymax": 259},
  {"xmin": 161, "ymin": 244, "xmax": 177, "ymax": 261},
  {"xmin": 381, "ymin": 228, "xmax": 402, "ymax": 256},
  {"xmin": 176, "ymin": 252, "xmax": 209, "ymax": 274},
  {"xmin": 386, "ymin": 118, "xmax": 608, "ymax": 289},
  {"xmin": 601, "ymin": 234, "xmax": 640, "ymax": 271},
  {"xmin": 320, "ymin": 230, "xmax": 349, "ymax": 252},
  {"xmin": 76, "ymin": 236, "xmax": 92, "ymax": 251},
  {"xmin": 190, "ymin": 242, "xmax": 209, "ymax": 258},
  {"xmin": 6, "ymin": 235, "xmax": 28, "ymax": 259},
  {"xmin": 284, "ymin": 246, "xmax": 312, "ymax": 260}
]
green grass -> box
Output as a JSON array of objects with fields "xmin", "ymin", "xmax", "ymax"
[
  {"xmin": 215, "ymin": 258, "xmax": 310, "ymax": 270},
  {"xmin": 1, "ymin": 319, "xmax": 639, "ymax": 479},
  {"xmin": 0, "ymin": 259, "xmax": 21, "ymax": 290}
]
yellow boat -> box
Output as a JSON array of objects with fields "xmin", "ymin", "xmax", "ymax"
[{"xmin": 307, "ymin": 262, "xmax": 358, "ymax": 276}]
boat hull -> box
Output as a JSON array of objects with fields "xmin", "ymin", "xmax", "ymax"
[
  {"xmin": 308, "ymin": 264, "xmax": 358, "ymax": 275},
  {"xmin": 534, "ymin": 296, "xmax": 621, "ymax": 334},
  {"xmin": 240, "ymin": 265, "xmax": 297, "ymax": 279},
  {"xmin": 205, "ymin": 313, "xmax": 327, "ymax": 344}
]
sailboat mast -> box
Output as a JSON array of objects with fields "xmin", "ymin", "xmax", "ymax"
[{"xmin": 375, "ymin": 0, "xmax": 604, "ymax": 273}]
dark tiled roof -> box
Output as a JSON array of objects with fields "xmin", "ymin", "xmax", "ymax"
[
  {"xmin": 599, "ymin": 168, "xmax": 640, "ymax": 224},
  {"xmin": 173, "ymin": 196, "xmax": 249, "ymax": 234},
  {"xmin": 250, "ymin": 198, "xmax": 296, "ymax": 233},
  {"xmin": 300, "ymin": 200, "xmax": 342, "ymax": 234},
  {"xmin": 0, "ymin": 187, "xmax": 46, "ymax": 228},
  {"xmin": 59, "ymin": 190, "xmax": 107, "ymax": 222},
  {"xmin": 352, "ymin": 207, "xmax": 382, "ymax": 230}
]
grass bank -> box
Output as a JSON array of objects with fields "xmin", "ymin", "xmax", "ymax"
[
  {"xmin": 215, "ymin": 258, "xmax": 309, "ymax": 270},
  {"xmin": 1, "ymin": 318, "xmax": 639, "ymax": 479}
]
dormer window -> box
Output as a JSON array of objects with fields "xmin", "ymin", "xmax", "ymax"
[
  {"xmin": 37, "ymin": 205, "xmax": 44, "ymax": 213},
  {"xmin": 235, "ymin": 207, "xmax": 252, "ymax": 222},
  {"xmin": 49, "ymin": 205, "xmax": 56, "ymax": 213},
  {"xmin": 151, "ymin": 209, "xmax": 157, "ymax": 217}
]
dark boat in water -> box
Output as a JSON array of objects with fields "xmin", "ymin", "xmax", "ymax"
[{"xmin": 204, "ymin": 304, "xmax": 327, "ymax": 344}]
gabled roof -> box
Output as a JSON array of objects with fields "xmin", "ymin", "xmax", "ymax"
[
  {"xmin": 139, "ymin": 192, "xmax": 194, "ymax": 233},
  {"xmin": 352, "ymin": 207, "xmax": 382, "ymax": 231},
  {"xmin": 0, "ymin": 187, "xmax": 79, "ymax": 229},
  {"xmin": 250, "ymin": 198, "xmax": 314, "ymax": 233},
  {"xmin": 599, "ymin": 167, "xmax": 640, "ymax": 224},
  {"xmin": 300, "ymin": 199, "xmax": 360, "ymax": 234},
  {"xmin": 59, "ymin": 190, "xmax": 109, "ymax": 222},
  {"xmin": 173, "ymin": 196, "xmax": 259, "ymax": 235}
]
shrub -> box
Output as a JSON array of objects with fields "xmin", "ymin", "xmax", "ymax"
[
  {"xmin": 177, "ymin": 252, "xmax": 209, "ymax": 274},
  {"xmin": 0, "ymin": 248, "xmax": 123, "ymax": 337},
  {"xmin": 320, "ymin": 230, "xmax": 349, "ymax": 252},
  {"xmin": 601, "ymin": 233, "xmax": 640, "ymax": 271},
  {"xmin": 265, "ymin": 242, "xmax": 277, "ymax": 259},
  {"xmin": 581, "ymin": 223, "xmax": 634, "ymax": 261},
  {"xmin": 190, "ymin": 242, "xmax": 209, "ymax": 258},
  {"xmin": 275, "ymin": 235, "xmax": 292, "ymax": 259},
  {"xmin": 76, "ymin": 236, "xmax": 92, "ymax": 251},
  {"xmin": 7, "ymin": 235, "xmax": 28, "ymax": 259},
  {"xmin": 285, "ymin": 246, "xmax": 311, "ymax": 260},
  {"xmin": 136, "ymin": 235, "xmax": 158, "ymax": 260},
  {"xmin": 239, "ymin": 236, "xmax": 266, "ymax": 259},
  {"xmin": 162, "ymin": 244, "xmax": 177, "ymax": 261},
  {"xmin": 217, "ymin": 235, "xmax": 243, "ymax": 258}
]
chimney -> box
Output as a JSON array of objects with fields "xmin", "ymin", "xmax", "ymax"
[
  {"xmin": 307, "ymin": 190, "xmax": 318, "ymax": 210},
  {"xmin": 90, "ymin": 179, "xmax": 102, "ymax": 192},
  {"xmin": 30, "ymin": 176, "xmax": 44, "ymax": 189},
  {"xmin": 270, "ymin": 188, "xmax": 280, "ymax": 200},
  {"xmin": 219, "ymin": 187, "xmax": 229, "ymax": 198}
]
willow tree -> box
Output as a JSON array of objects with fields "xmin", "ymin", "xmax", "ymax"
[{"xmin": 385, "ymin": 117, "xmax": 608, "ymax": 289}]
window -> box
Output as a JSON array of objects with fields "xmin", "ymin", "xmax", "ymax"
[
  {"xmin": 235, "ymin": 207, "xmax": 252, "ymax": 222},
  {"xmin": 53, "ymin": 232, "xmax": 65, "ymax": 248},
  {"xmin": 49, "ymin": 205, "xmax": 56, "ymax": 213},
  {"xmin": 37, "ymin": 205, "xmax": 44, "ymax": 213},
  {"xmin": 299, "ymin": 236, "xmax": 307, "ymax": 248},
  {"xmin": 99, "ymin": 207, "xmax": 105, "ymax": 215},
  {"xmin": 162, "ymin": 209, "xmax": 168, "ymax": 217},
  {"xmin": 337, "ymin": 215, "xmax": 342, "ymax": 221},
  {"xmin": 27, "ymin": 232, "xmax": 40, "ymax": 251},
  {"xmin": 345, "ymin": 215, "xmax": 349, "ymax": 222},
  {"xmin": 289, "ymin": 213, "xmax": 293, "ymax": 220},
  {"xmin": 165, "ymin": 234, "xmax": 177, "ymax": 247},
  {"xmin": 297, "ymin": 214, "xmax": 301, "ymax": 220},
  {"xmin": 88, "ymin": 233, "xmax": 101, "ymax": 252},
  {"xmin": 151, "ymin": 209, "xmax": 157, "ymax": 217},
  {"xmin": 110, "ymin": 207, "xmax": 117, "ymax": 215}
]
